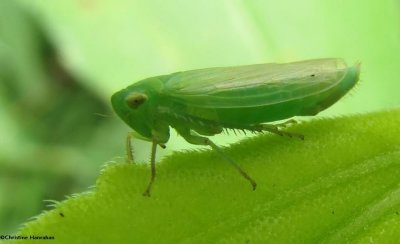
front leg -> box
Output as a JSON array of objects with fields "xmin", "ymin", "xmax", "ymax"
[
  {"xmin": 143, "ymin": 139, "xmax": 158, "ymax": 197},
  {"xmin": 125, "ymin": 132, "xmax": 166, "ymax": 197},
  {"xmin": 175, "ymin": 127, "xmax": 257, "ymax": 190},
  {"xmin": 125, "ymin": 132, "xmax": 166, "ymax": 163},
  {"xmin": 126, "ymin": 132, "xmax": 135, "ymax": 163}
]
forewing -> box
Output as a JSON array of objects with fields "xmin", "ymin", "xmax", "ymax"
[{"xmin": 163, "ymin": 59, "xmax": 348, "ymax": 108}]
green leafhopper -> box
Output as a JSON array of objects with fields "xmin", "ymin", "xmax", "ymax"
[{"xmin": 111, "ymin": 58, "xmax": 360, "ymax": 196}]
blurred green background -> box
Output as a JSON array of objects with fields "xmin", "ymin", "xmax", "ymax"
[{"xmin": 0, "ymin": 0, "xmax": 399, "ymax": 234}]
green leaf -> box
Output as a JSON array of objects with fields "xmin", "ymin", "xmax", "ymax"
[{"xmin": 14, "ymin": 109, "xmax": 400, "ymax": 243}]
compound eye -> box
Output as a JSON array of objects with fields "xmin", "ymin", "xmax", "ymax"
[{"xmin": 125, "ymin": 93, "xmax": 148, "ymax": 109}]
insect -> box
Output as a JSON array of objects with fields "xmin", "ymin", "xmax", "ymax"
[{"xmin": 111, "ymin": 58, "xmax": 360, "ymax": 196}]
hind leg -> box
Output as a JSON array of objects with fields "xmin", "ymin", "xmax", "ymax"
[
  {"xmin": 273, "ymin": 119, "xmax": 298, "ymax": 128},
  {"xmin": 245, "ymin": 120, "xmax": 304, "ymax": 140},
  {"xmin": 260, "ymin": 124, "xmax": 304, "ymax": 140}
]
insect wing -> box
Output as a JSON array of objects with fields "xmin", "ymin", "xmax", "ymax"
[{"xmin": 162, "ymin": 59, "xmax": 349, "ymax": 108}]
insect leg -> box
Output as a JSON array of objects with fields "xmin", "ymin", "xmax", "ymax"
[
  {"xmin": 259, "ymin": 124, "xmax": 304, "ymax": 140},
  {"xmin": 206, "ymin": 139, "xmax": 257, "ymax": 190},
  {"xmin": 126, "ymin": 132, "xmax": 134, "ymax": 163},
  {"xmin": 126, "ymin": 132, "xmax": 165, "ymax": 163},
  {"xmin": 273, "ymin": 119, "xmax": 298, "ymax": 128},
  {"xmin": 143, "ymin": 139, "xmax": 158, "ymax": 197},
  {"xmin": 176, "ymin": 128, "xmax": 257, "ymax": 190}
]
